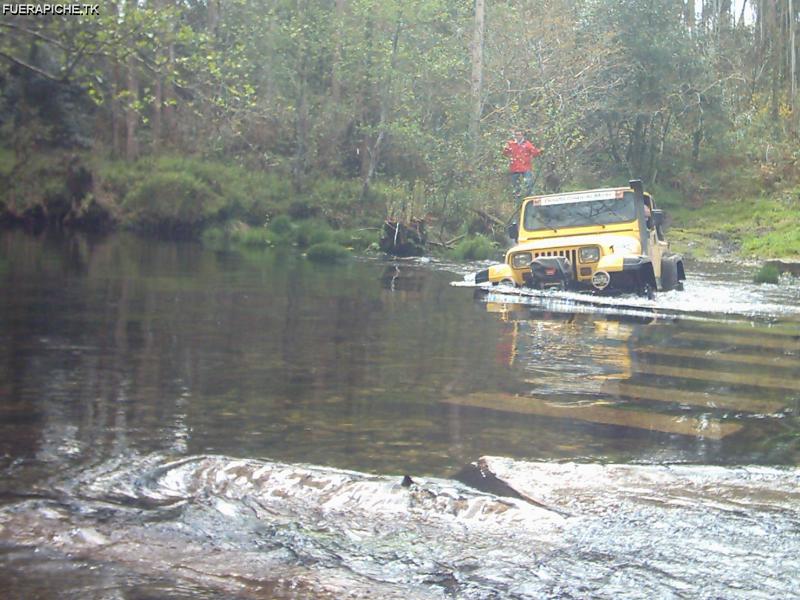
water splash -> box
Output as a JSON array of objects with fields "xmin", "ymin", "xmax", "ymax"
[
  {"xmin": 452, "ymin": 262, "xmax": 800, "ymax": 323},
  {"xmin": 2, "ymin": 454, "xmax": 798, "ymax": 599}
]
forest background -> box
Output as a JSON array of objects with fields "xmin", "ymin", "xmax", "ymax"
[{"xmin": 1, "ymin": 0, "xmax": 799, "ymax": 259}]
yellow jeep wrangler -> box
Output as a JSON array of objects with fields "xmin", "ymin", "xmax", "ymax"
[{"xmin": 474, "ymin": 180, "xmax": 685, "ymax": 298}]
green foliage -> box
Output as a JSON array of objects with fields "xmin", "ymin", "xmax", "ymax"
[
  {"xmin": 306, "ymin": 242, "xmax": 351, "ymax": 262},
  {"xmin": 123, "ymin": 171, "xmax": 223, "ymax": 233},
  {"xmin": 331, "ymin": 228, "xmax": 378, "ymax": 251},
  {"xmin": 202, "ymin": 214, "xmax": 373, "ymax": 255},
  {"xmin": 236, "ymin": 226, "xmax": 275, "ymax": 247},
  {"xmin": 200, "ymin": 224, "xmax": 228, "ymax": 248},
  {"xmin": 0, "ymin": 149, "xmax": 86, "ymax": 220},
  {"xmin": 754, "ymin": 264, "xmax": 781, "ymax": 285},
  {"xmin": 4, "ymin": 0, "xmax": 800, "ymax": 259},
  {"xmin": 99, "ymin": 155, "xmax": 294, "ymax": 227},
  {"xmin": 294, "ymin": 219, "xmax": 333, "ymax": 247},
  {"xmin": 0, "ymin": 147, "xmax": 14, "ymax": 177},
  {"xmin": 449, "ymin": 234, "xmax": 498, "ymax": 261}
]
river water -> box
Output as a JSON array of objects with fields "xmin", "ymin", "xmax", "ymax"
[{"xmin": 1, "ymin": 230, "xmax": 799, "ymax": 598}]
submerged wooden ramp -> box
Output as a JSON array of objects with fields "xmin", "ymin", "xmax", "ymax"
[
  {"xmin": 442, "ymin": 392, "xmax": 743, "ymax": 440},
  {"xmin": 601, "ymin": 381, "xmax": 786, "ymax": 414}
]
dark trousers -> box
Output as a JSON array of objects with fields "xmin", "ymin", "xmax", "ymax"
[{"xmin": 511, "ymin": 171, "xmax": 533, "ymax": 201}]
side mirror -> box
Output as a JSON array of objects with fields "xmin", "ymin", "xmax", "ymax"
[
  {"xmin": 506, "ymin": 222, "xmax": 518, "ymax": 242},
  {"xmin": 652, "ymin": 209, "xmax": 664, "ymax": 228}
]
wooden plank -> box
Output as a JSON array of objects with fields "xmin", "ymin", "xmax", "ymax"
[
  {"xmin": 442, "ymin": 393, "xmax": 743, "ymax": 440},
  {"xmin": 603, "ymin": 382, "xmax": 786, "ymax": 414},
  {"xmin": 635, "ymin": 345, "xmax": 800, "ymax": 371},
  {"xmin": 675, "ymin": 331, "xmax": 800, "ymax": 352},
  {"xmin": 630, "ymin": 363, "xmax": 799, "ymax": 391},
  {"xmin": 688, "ymin": 321, "xmax": 800, "ymax": 339}
]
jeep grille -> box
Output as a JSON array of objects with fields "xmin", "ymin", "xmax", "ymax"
[{"xmin": 532, "ymin": 248, "xmax": 579, "ymax": 278}]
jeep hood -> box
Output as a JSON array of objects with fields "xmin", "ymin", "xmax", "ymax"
[{"xmin": 508, "ymin": 232, "xmax": 639, "ymax": 254}]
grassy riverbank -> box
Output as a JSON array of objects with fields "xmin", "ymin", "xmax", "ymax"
[
  {"xmin": 2, "ymin": 148, "xmax": 799, "ymax": 262},
  {"xmin": 0, "ymin": 148, "xmax": 506, "ymax": 260},
  {"xmin": 658, "ymin": 188, "xmax": 800, "ymax": 261}
]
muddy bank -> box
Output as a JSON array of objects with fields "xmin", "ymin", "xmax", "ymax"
[{"xmin": 1, "ymin": 455, "xmax": 798, "ymax": 599}]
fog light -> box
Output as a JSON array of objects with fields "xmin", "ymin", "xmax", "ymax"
[{"xmin": 591, "ymin": 270, "xmax": 610, "ymax": 290}]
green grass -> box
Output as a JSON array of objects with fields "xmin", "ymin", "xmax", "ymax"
[
  {"xmin": 666, "ymin": 193, "xmax": 800, "ymax": 259},
  {"xmin": 331, "ymin": 228, "xmax": 378, "ymax": 251},
  {"xmin": 306, "ymin": 242, "xmax": 351, "ymax": 262},
  {"xmin": 201, "ymin": 215, "xmax": 377, "ymax": 255}
]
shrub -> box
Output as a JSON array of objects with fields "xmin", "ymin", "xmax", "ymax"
[
  {"xmin": 201, "ymin": 225, "xmax": 227, "ymax": 247},
  {"xmin": 332, "ymin": 228, "xmax": 378, "ymax": 250},
  {"xmin": 98, "ymin": 155, "xmax": 296, "ymax": 229},
  {"xmin": 0, "ymin": 147, "xmax": 15, "ymax": 176},
  {"xmin": 237, "ymin": 226, "xmax": 274, "ymax": 247},
  {"xmin": 450, "ymin": 234, "xmax": 498, "ymax": 261},
  {"xmin": 267, "ymin": 214, "xmax": 294, "ymax": 235},
  {"xmin": 122, "ymin": 171, "xmax": 223, "ymax": 233},
  {"xmin": 306, "ymin": 242, "xmax": 350, "ymax": 262},
  {"xmin": 753, "ymin": 263, "xmax": 780, "ymax": 284},
  {"xmin": 99, "ymin": 160, "xmax": 141, "ymax": 201},
  {"xmin": 294, "ymin": 219, "xmax": 332, "ymax": 247}
]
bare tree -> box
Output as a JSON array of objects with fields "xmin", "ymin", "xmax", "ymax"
[{"xmin": 470, "ymin": 0, "xmax": 485, "ymax": 158}]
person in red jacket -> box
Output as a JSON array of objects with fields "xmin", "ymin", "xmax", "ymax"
[{"xmin": 503, "ymin": 130, "xmax": 542, "ymax": 202}]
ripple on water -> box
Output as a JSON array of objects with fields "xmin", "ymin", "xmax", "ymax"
[
  {"xmin": 2, "ymin": 454, "xmax": 798, "ymax": 599},
  {"xmin": 452, "ymin": 259, "xmax": 800, "ymax": 323}
]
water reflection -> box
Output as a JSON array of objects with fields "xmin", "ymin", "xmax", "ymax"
[
  {"xmin": 0, "ymin": 231, "xmax": 799, "ymax": 485},
  {"xmin": 466, "ymin": 297, "xmax": 798, "ymax": 449},
  {"xmin": 1, "ymin": 230, "xmax": 800, "ymax": 597}
]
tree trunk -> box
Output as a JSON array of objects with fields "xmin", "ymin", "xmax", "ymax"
[
  {"xmin": 359, "ymin": 20, "xmax": 402, "ymax": 203},
  {"xmin": 125, "ymin": 53, "xmax": 139, "ymax": 160},
  {"xmin": 767, "ymin": 0, "xmax": 780, "ymax": 119},
  {"xmin": 720, "ymin": 0, "xmax": 732, "ymax": 29},
  {"xmin": 124, "ymin": 0, "xmax": 139, "ymax": 160},
  {"xmin": 789, "ymin": 0, "xmax": 797, "ymax": 130},
  {"xmin": 164, "ymin": 43, "xmax": 176, "ymax": 143},
  {"xmin": 469, "ymin": 0, "xmax": 485, "ymax": 159},
  {"xmin": 153, "ymin": 75, "xmax": 163, "ymax": 152},
  {"xmin": 331, "ymin": 0, "xmax": 346, "ymax": 104},
  {"xmin": 738, "ymin": 0, "xmax": 748, "ymax": 27},
  {"xmin": 207, "ymin": 0, "xmax": 220, "ymax": 36},
  {"xmin": 293, "ymin": 69, "xmax": 309, "ymax": 192},
  {"xmin": 111, "ymin": 60, "xmax": 124, "ymax": 157}
]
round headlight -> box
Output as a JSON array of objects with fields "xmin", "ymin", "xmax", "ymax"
[
  {"xmin": 511, "ymin": 252, "xmax": 533, "ymax": 269},
  {"xmin": 611, "ymin": 237, "xmax": 641, "ymax": 255},
  {"xmin": 579, "ymin": 246, "xmax": 600, "ymax": 263},
  {"xmin": 592, "ymin": 270, "xmax": 611, "ymax": 290}
]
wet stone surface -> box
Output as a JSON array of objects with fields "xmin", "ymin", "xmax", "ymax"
[{"xmin": 1, "ymin": 454, "xmax": 798, "ymax": 599}]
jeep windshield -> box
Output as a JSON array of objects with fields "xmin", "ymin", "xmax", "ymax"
[{"xmin": 523, "ymin": 190, "xmax": 637, "ymax": 231}]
